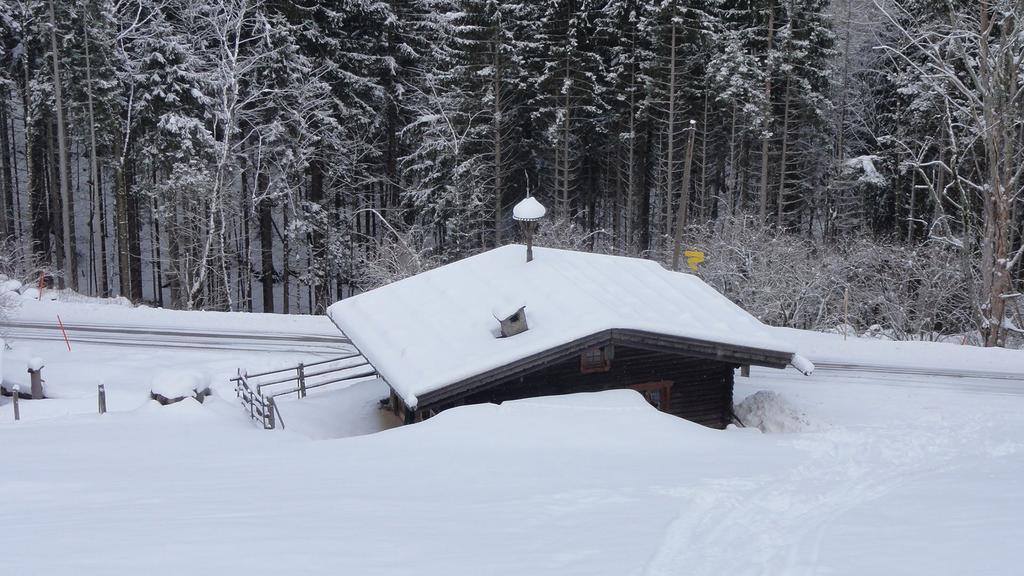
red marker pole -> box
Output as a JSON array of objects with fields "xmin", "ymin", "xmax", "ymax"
[
  {"xmin": 38, "ymin": 272, "xmax": 45, "ymax": 300},
  {"xmin": 57, "ymin": 314, "xmax": 72, "ymax": 352}
]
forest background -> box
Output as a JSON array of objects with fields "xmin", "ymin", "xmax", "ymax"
[{"xmin": 1, "ymin": 0, "xmax": 1021, "ymax": 346}]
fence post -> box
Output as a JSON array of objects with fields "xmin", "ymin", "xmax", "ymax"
[
  {"xmin": 297, "ymin": 363, "xmax": 306, "ymax": 399},
  {"xmin": 28, "ymin": 364, "xmax": 44, "ymax": 399},
  {"xmin": 98, "ymin": 384, "xmax": 107, "ymax": 415},
  {"xmin": 266, "ymin": 396, "xmax": 276, "ymax": 430},
  {"xmin": 12, "ymin": 385, "xmax": 20, "ymax": 421}
]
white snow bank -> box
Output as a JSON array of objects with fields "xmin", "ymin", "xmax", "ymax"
[
  {"xmin": 491, "ymin": 298, "xmax": 525, "ymax": 321},
  {"xmin": 734, "ymin": 390, "xmax": 817, "ymax": 433},
  {"xmin": 502, "ymin": 388, "xmax": 656, "ymax": 411},
  {"xmin": 151, "ymin": 370, "xmax": 211, "ymax": 398},
  {"xmin": 12, "ymin": 294, "xmax": 339, "ymax": 338},
  {"xmin": 0, "ymin": 279, "xmax": 22, "ymax": 294},
  {"xmin": 776, "ymin": 326, "xmax": 1024, "ymax": 376},
  {"xmin": 275, "ymin": 378, "xmax": 401, "ymax": 440}
]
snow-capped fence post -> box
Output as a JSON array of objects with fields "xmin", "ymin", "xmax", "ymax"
[
  {"xmin": 12, "ymin": 385, "xmax": 20, "ymax": 421},
  {"xmin": 97, "ymin": 384, "xmax": 106, "ymax": 415},
  {"xmin": 297, "ymin": 363, "xmax": 306, "ymax": 399},
  {"xmin": 27, "ymin": 360, "xmax": 44, "ymax": 399}
]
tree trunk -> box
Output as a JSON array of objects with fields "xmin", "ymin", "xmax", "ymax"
[
  {"xmin": 758, "ymin": 0, "xmax": 775, "ymax": 223},
  {"xmin": 127, "ymin": 158, "xmax": 142, "ymax": 302},
  {"xmin": 45, "ymin": 120, "xmax": 62, "ymax": 280},
  {"xmin": 664, "ymin": 16, "xmax": 679, "ymax": 243},
  {"xmin": 114, "ymin": 136, "xmax": 131, "ymax": 298},
  {"xmin": 49, "ymin": 0, "xmax": 77, "ymax": 291},
  {"xmin": 699, "ymin": 91, "xmax": 709, "ymax": 223},
  {"xmin": 0, "ymin": 97, "xmax": 13, "ymax": 239},
  {"xmin": 310, "ymin": 158, "xmax": 329, "ymax": 313},
  {"xmin": 776, "ymin": 76, "xmax": 792, "ymax": 229},
  {"xmin": 670, "ymin": 120, "xmax": 696, "ymax": 270},
  {"xmin": 84, "ymin": 23, "xmax": 107, "ymax": 297},
  {"xmin": 282, "ymin": 199, "xmax": 291, "ymax": 314},
  {"xmin": 492, "ymin": 42, "xmax": 504, "ymax": 247}
]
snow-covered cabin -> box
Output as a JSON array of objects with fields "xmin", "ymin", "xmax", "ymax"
[{"xmin": 327, "ymin": 245, "xmax": 811, "ymax": 429}]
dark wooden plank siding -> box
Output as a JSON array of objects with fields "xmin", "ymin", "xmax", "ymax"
[{"xmin": 433, "ymin": 346, "xmax": 736, "ymax": 429}]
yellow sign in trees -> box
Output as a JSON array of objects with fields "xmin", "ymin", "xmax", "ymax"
[{"xmin": 684, "ymin": 250, "xmax": 705, "ymax": 271}]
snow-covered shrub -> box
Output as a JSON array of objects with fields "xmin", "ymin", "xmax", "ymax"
[
  {"xmin": 532, "ymin": 216, "xmax": 617, "ymax": 254},
  {"xmin": 683, "ymin": 215, "xmax": 978, "ymax": 340},
  {"xmin": 351, "ymin": 224, "xmax": 442, "ymax": 291}
]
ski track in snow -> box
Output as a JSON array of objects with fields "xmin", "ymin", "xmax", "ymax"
[{"xmin": 642, "ymin": 404, "xmax": 1005, "ymax": 576}]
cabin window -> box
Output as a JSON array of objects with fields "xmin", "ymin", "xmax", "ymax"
[
  {"xmin": 629, "ymin": 381, "xmax": 674, "ymax": 412},
  {"xmin": 580, "ymin": 346, "xmax": 611, "ymax": 373}
]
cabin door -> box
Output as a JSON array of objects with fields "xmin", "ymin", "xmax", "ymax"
[{"xmin": 628, "ymin": 381, "xmax": 673, "ymax": 412}]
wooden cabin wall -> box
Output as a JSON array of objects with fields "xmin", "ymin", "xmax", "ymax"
[{"xmin": 447, "ymin": 347, "xmax": 736, "ymax": 429}]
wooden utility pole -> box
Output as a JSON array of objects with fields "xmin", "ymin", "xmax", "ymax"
[
  {"xmin": 48, "ymin": 0, "xmax": 76, "ymax": 291},
  {"xmin": 671, "ymin": 120, "xmax": 697, "ymax": 271}
]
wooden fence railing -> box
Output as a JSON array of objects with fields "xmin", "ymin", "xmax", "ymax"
[{"xmin": 232, "ymin": 354, "xmax": 377, "ymax": 430}]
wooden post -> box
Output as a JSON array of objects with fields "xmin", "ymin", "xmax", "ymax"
[
  {"xmin": 28, "ymin": 365, "xmax": 44, "ymax": 399},
  {"xmin": 297, "ymin": 363, "xmax": 306, "ymax": 399},
  {"xmin": 12, "ymin": 385, "xmax": 20, "ymax": 421},
  {"xmin": 266, "ymin": 396, "xmax": 276, "ymax": 429},
  {"xmin": 523, "ymin": 222, "xmax": 536, "ymax": 263},
  {"xmin": 740, "ymin": 365, "xmax": 750, "ymax": 378},
  {"xmin": 97, "ymin": 383, "xmax": 106, "ymax": 414}
]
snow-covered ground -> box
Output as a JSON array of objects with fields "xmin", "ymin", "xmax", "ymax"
[{"xmin": 2, "ymin": 300, "xmax": 1022, "ymax": 575}]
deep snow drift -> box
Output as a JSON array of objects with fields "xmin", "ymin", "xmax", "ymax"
[
  {"xmin": 3, "ymin": 363, "xmax": 1024, "ymax": 575},
  {"xmin": 2, "ymin": 295, "xmax": 1023, "ymax": 575}
]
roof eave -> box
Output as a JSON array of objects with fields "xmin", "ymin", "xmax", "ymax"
[{"xmin": 411, "ymin": 328, "xmax": 795, "ymax": 409}]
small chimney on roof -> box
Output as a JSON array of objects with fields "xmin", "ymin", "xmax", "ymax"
[{"xmin": 512, "ymin": 195, "xmax": 546, "ymax": 262}]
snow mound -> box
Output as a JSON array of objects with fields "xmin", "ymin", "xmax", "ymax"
[
  {"xmin": 151, "ymin": 370, "xmax": 212, "ymax": 399},
  {"xmin": 502, "ymin": 389, "xmax": 655, "ymax": 412},
  {"xmin": 391, "ymin": 389, "xmax": 728, "ymax": 458},
  {"xmin": 0, "ymin": 279, "xmax": 23, "ymax": 294},
  {"xmin": 734, "ymin": 390, "xmax": 816, "ymax": 433}
]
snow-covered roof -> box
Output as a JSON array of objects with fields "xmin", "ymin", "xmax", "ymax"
[{"xmin": 328, "ymin": 245, "xmax": 806, "ymax": 408}]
